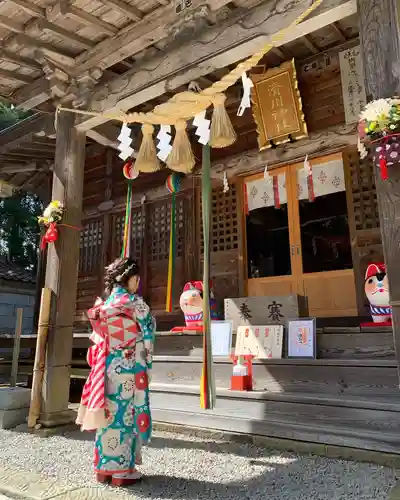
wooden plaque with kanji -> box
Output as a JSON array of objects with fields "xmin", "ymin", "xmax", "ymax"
[{"xmin": 251, "ymin": 59, "xmax": 308, "ymax": 149}]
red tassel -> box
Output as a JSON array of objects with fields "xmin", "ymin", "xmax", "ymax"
[
  {"xmin": 380, "ymin": 156, "xmax": 389, "ymax": 180},
  {"xmin": 244, "ymin": 183, "xmax": 249, "ymax": 215},
  {"xmin": 40, "ymin": 223, "xmax": 59, "ymax": 251},
  {"xmin": 273, "ymin": 176, "xmax": 280, "ymax": 209},
  {"xmin": 307, "ymin": 169, "xmax": 315, "ymax": 202}
]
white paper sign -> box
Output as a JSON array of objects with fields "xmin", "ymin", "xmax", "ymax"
[
  {"xmin": 287, "ymin": 318, "xmax": 316, "ymax": 358},
  {"xmin": 211, "ymin": 321, "xmax": 233, "ymax": 357},
  {"xmin": 235, "ymin": 325, "xmax": 283, "ymax": 359}
]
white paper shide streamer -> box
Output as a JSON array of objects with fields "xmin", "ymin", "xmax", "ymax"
[
  {"xmin": 304, "ymin": 154, "xmax": 312, "ymax": 175},
  {"xmin": 237, "ymin": 72, "xmax": 254, "ymax": 117},
  {"xmin": 223, "ymin": 172, "xmax": 229, "ymax": 193},
  {"xmin": 263, "ymin": 163, "xmax": 269, "ymax": 181},
  {"xmin": 193, "ymin": 111, "xmax": 211, "ymax": 145},
  {"xmin": 117, "ymin": 123, "xmax": 134, "ymax": 161},
  {"xmin": 157, "ymin": 124, "xmax": 172, "ymax": 162}
]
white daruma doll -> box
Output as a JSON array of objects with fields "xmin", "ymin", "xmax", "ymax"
[{"xmin": 364, "ymin": 263, "xmax": 392, "ymax": 324}]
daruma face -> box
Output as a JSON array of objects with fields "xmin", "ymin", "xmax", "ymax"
[
  {"xmin": 180, "ymin": 289, "xmax": 203, "ymax": 314},
  {"xmin": 365, "ymin": 273, "xmax": 390, "ymax": 306}
]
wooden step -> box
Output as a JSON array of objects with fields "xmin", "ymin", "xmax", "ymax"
[
  {"xmin": 150, "ymin": 385, "xmax": 400, "ymax": 454},
  {"xmin": 0, "ymin": 328, "xmax": 396, "ymax": 359}
]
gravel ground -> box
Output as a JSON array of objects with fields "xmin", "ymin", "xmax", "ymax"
[{"xmin": 0, "ymin": 428, "xmax": 396, "ymax": 500}]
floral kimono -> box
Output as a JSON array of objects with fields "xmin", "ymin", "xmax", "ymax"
[{"xmin": 77, "ymin": 286, "xmax": 155, "ymax": 475}]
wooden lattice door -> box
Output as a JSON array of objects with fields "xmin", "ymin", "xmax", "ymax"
[
  {"xmin": 75, "ymin": 217, "xmax": 104, "ymax": 325},
  {"xmin": 198, "ymin": 183, "xmax": 240, "ymax": 306},
  {"xmin": 343, "ymin": 147, "xmax": 383, "ymax": 314}
]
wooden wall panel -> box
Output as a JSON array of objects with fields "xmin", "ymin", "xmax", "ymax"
[
  {"xmin": 343, "ymin": 147, "xmax": 383, "ymax": 315},
  {"xmin": 82, "ymin": 151, "xmax": 108, "ymax": 209},
  {"xmin": 75, "ymin": 216, "xmax": 104, "ymax": 326}
]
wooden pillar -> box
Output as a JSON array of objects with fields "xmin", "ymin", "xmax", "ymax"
[
  {"xmin": 39, "ymin": 110, "xmax": 86, "ymax": 427},
  {"xmin": 358, "ymin": 0, "xmax": 400, "ymax": 379}
]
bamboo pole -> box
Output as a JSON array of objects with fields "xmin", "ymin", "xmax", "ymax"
[
  {"xmin": 27, "ymin": 288, "xmax": 52, "ymax": 428},
  {"xmin": 10, "ymin": 308, "xmax": 23, "ymax": 387},
  {"xmin": 200, "ymin": 144, "xmax": 216, "ymax": 409}
]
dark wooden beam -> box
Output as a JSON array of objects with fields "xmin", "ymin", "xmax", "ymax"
[
  {"xmin": 98, "ymin": 0, "xmax": 143, "ymax": 21},
  {"xmin": 331, "ymin": 21, "xmax": 347, "ymax": 41},
  {"xmin": 302, "ymin": 34, "xmax": 320, "ymax": 54},
  {"xmin": 9, "ymin": 0, "xmax": 45, "ymax": 18},
  {"xmin": 0, "ymin": 113, "xmax": 54, "ymax": 154},
  {"xmin": 46, "ymin": 1, "xmax": 117, "ymax": 36},
  {"xmin": 0, "ymin": 151, "xmax": 54, "ymax": 160},
  {"xmin": 0, "ymin": 67, "xmax": 35, "ymax": 84},
  {"xmin": 1, "ymin": 162, "xmax": 37, "ymax": 174},
  {"xmin": 37, "ymin": 19, "xmax": 95, "ymax": 50},
  {"xmin": 15, "ymin": 34, "xmax": 76, "ymax": 59},
  {"xmin": 0, "ymin": 14, "xmax": 24, "ymax": 33},
  {"xmin": 0, "ymin": 49, "xmax": 42, "ymax": 70},
  {"xmin": 358, "ymin": 0, "xmax": 400, "ymax": 381}
]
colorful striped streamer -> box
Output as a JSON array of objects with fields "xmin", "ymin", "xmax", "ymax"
[
  {"xmin": 121, "ymin": 181, "xmax": 133, "ymax": 258},
  {"xmin": 165, "ymin": 192, "xmax": 176, "ymax": 312},
  {"xmin": 200, "ymin": 144, "xmax": 216, "ymax": 410},
  {"xmin": 165, "ymin": 173, "xmax": 181, "ymax": 312}
]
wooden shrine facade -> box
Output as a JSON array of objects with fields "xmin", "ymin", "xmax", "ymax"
[
  {"xmin": 74, "ymin": 33, "xmax": 382, "ymax": 328},
  {"xmin": 2, "ymin": 0, "xmax": 400, "ymax": 438}
]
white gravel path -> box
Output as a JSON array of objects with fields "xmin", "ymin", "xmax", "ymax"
[{"xmin": 0, "ymin": 428, "xmax": 396, "ymax": 500}]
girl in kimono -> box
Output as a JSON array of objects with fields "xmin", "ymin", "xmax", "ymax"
[{"xmin": 76, "ymin": 258, "xmax": 155, "ymax": 487}]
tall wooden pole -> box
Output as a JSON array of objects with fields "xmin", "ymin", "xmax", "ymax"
[
  {"xmin": 39, "ymin": 110, "xmax": 86, "ymax": 427},
  {"xmin": 201, "ymin": 145, "xmax": 215, "ymax": 409},
  {"xmin": 358, "ymin": 0, "xmax": 400, "ymax": 381}
]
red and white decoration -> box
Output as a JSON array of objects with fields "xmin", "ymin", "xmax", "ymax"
[
  {"xmin": 245, "ymin": 159, "xmax": 345, "ymax": 211},
  {"xmin": 246, "ymin": 173, "xmax": 287, "ymax": 210}
]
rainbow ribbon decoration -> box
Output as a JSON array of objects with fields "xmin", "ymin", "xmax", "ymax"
[
  {"xmin": 121, "ymin": 181, "xmax": 133, "ymax": 258},
  {"xmin": 200, "ymin": 144, "xmax": 216, "ymax": 410},
  {"xmin": 121, "ymin": 158, "xmax": 138, "ymax": 258},
  {"xmin": 165, "ymin": 173, "xmax": 181, "ymax": 312}
]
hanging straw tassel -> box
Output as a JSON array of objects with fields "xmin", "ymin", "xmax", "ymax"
[
  {"xmin": 166, "ymin": 120, "xmax": 195, "ymax": 173},
  {"xmin": 135, "ymin": 124, "xmax": 160, "ymax": 173},
  {"xmin": 209, "ymin": 93, "xmax": 236, "ymax": 148}
]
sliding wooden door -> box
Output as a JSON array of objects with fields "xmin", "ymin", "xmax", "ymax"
[
  {"xmin": 244, "ymin": 152, "xmax": 358, "ymax": 317},
  {"xmin": 245, "ymin": 165, "xmax": 303, "ymax": 299}
]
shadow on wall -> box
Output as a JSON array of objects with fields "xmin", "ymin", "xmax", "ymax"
[{"xmin": 0, "ymin": 292, "xmax": 35, "ymax": 336}]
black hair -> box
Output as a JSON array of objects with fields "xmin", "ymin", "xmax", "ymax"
[{"xmin": 103, "ymin": 257, "xmax": 139, "ymax": 298}]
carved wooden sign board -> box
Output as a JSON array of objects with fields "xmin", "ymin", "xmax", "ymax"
[
  {"xmin": 339, "ymin": 45, "xmax": 367, "ymax": 124},
  {"xmin": 224, "ymin": 295, "xmax": 299, "ymax": 332},
  {"xmin": 251, "ymin": 59, "xmax": 308, "ymax": 150}
]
